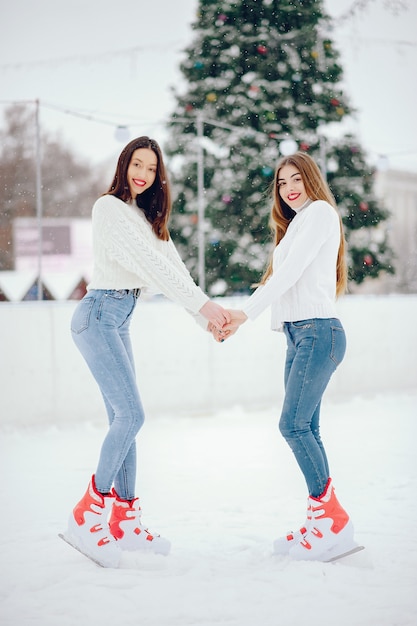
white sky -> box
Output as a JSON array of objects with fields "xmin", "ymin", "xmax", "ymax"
[{"xmin": 1, "ymin": 0, "xmax": 416, "ymax": 172}]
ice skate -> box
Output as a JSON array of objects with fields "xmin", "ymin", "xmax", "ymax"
[
  {"xmin": 109, "ymin": 492, "xmax": 171, "ymax": 555},
  {"xmin": 62, "ymin": 475, "xmax": 121, "ymax": 568},
  {"xmin": 289, "ymin": 478, "xmax": 354, "ymax": 562},
  {"xmin": 273, "ymin": 500, "xmax": 311, "ymax": 555}
]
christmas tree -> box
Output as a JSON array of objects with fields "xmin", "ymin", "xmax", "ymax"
[{"xmin": 165, "ymin": 0, "xmax": 394, "ymax": 295}]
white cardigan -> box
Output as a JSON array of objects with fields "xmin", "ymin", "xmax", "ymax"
[
  {"xmin": 242, "ymin": 200, "xmax": 341, "ymax": 330},
  {"xmin": 87, "ymin": 195, "xmax": 209, "ymax": 319}
]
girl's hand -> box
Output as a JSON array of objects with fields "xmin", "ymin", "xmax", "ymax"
[
  {"xmin": 199, "ymin": 301, "xmax": 231, "ymax": 331},
  {"xmin": 223, "ymin": 309, "xmax": 248, "ymax": 333},
  {"xmin": 207, "ymin": 322, "xmax": 232, "ymax": 342},
  {"xmin": 207, "ymin": 309, "xmax": 247, "ymax": 342}
]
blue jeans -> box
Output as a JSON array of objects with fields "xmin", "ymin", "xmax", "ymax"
[
  {"xmin": 279, "ymin": 318, "xmax": 346, "ymax": 498},
  {"xmin": 71, "ymin": 289, "xmax": 144, "ymax": 500}
]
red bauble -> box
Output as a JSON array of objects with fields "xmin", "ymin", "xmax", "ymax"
[
  {"xmin": 185, "ymin": 104, "xmax": 194, "ymax": 112},
  {"xmin": 257, "ymin": 45, "xmax": 268, "ymax": 55},
  {"xmin": 299, "ymin": 142, "xmax": 310, "ymax": 151},
  {"xmin": 359, "ymin": 201, "xmax": 369, "ymax": 212},
  {"xmin": 363, "ymin": 254, "xmax": 373, "ymax": 266},
  {"xmin": 330, "ymin": 98, "xmax": 340, "ymax": 106}
]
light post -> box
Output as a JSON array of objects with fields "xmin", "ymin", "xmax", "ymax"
[
  {"xmin": 196, "ymin": 112, "xmax": 205, "ymax": 292},
  {"xmin": 318, "ymin": 134, "xmax": 327, "ymax": 180},
  {"xmin": 35, "ymin": 99, "xmax": 43, "ymax": 301}
]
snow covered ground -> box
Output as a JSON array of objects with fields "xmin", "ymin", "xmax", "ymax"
[{"xmin": 1, "ymin": 392, "xmax": 416, "ymax": 626}]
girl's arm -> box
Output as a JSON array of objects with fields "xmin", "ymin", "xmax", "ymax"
[
  {"xmin": 243, "ymin": 202, "xmax": 338, "ymax": 320},
  {"xmin": 94, "ymin": 197, "xmax": 210, "ymax": 316}
]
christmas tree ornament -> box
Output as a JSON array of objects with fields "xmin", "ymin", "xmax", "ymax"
[
  {"xmin": 248, "ymin": 85, "xmax": 260, "ymax": 97},
  {"xmin": 359, "ymin": 202, "xmax": 369, "ymax": 212},
  {"xmin": 216, "ymin": 13, "xmax": 227, "ymax": 25},
  {"xmin": 300, "ymin": 142, "xmax": 310, "ymax": 151},
  {"xmin": 336, "ymin": 106, "xmax": 345, "ymax": 116},
  {"xmin": 265, "ymin": 111, "xmax": 276, "ymax": 121},
  {"xmin": 363, "ymin": 254, "xmax": 374, "ymax": 266},
  {"xmin": 292, "ymin": 73, "xmax": 302, "ymax": 82},
  {"xmin": 222, "ymin": 194, "xmax": 233, "ymax": 204},
  {"xmin": 330, "ymin": 98, "xmax": 340, "ymax": 106},
  {"xmin": 327, "ymin": 158, "xmax": 339, "ymax": 172},
  {"xmin": 194, "ymin": 61, "xmax": 204, "ymax": 70},
  {"xmin": 257, "ymin": 45, "xmax": 268, "ymax": 55},
  {"xmin": 185, "ymin": 104, "xmax": 194, "ymax": 112},
  {"xmin": 311, "ymin": 50, "xmax": 320, "ymax": 59},
  {"xmin": 261, "ymin": 166, "xmax": 274, "ymax": 177},
  {"xmin": 206, "ymin": 92, "xmax": 217, "ymax": 102},
  {"xmin": 279, "ymin": 138, "xmax": 298, "ymax": 155}
]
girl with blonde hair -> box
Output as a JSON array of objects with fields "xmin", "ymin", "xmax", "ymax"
[{"xmin": 216, "ymin": 152, "xmax": 356, "ymax": 562}]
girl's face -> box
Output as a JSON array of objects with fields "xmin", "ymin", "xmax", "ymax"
[
  {"xmin": 277, "ymin": 164, "xmax": 308, "ymax": 210},
  {"xmin": 127, "ymin": 148, "xmax": 158, "ymax": 198}
]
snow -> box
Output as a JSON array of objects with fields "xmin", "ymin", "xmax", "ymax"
[
  {"xmin": 1, "ymin": 396, "xmax": 416, "ymax": 624},
  {"xmin": 0, "ymin": 296, "xmax": 416, "ymax": 625}
]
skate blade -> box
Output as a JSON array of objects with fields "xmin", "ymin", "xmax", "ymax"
[
  {"xmin": 58, "ymin": 532, "xmax": 108, "ymax": 568},
  {"xmin": 324, "ymin": 544, "xmax": 365, "ymax": 563}
]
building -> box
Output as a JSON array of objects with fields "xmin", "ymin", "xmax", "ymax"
[{"xmin": 350, "ymin": 168, "xmax": 417, "ymax": 294}]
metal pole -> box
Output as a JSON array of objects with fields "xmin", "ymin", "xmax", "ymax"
[
  {"xmin": 35, "ymin": 99, "xmax": 43, "ymax": 300},
  {"xmin": 196, "ymin": 112, "xmax": 205, "ymax": 292},
  {"xmin": 319, "ymin": 134, "xmax": 327, "ymax": 181}
]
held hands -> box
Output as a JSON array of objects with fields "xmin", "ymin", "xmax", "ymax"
[
  {"xmin": 208, "ymin": 309, "xmax": 248, "ymax": 343},
  {"xmin": 199, "ymin": 300, "xmax": 231, "ymax": 331}
]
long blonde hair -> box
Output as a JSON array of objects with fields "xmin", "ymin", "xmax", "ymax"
[{"xmin": 261, "ymin": 152, "xmax": 347, "ymax": 297}]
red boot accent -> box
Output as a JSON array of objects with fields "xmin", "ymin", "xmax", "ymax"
[
  {"xmin": 309, "ymin": 478, "xmax": 349, "ymax": 535},
  {"xmin": 73, "ymin": 475, "xmax": 108, "ymax": 527}
]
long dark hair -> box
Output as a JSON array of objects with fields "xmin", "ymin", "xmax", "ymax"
[
  {"xmin": 106, "ymin": 136, "xmax": 171, "ymax": 241},
  {"xmin": 261, "ymin": 152, "xmax": 347, "ymax": 297}
]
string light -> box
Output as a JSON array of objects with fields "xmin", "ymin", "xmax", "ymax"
[{"xmin": 0, "ymin": 41, "xmax": 184, "ymax": 72}]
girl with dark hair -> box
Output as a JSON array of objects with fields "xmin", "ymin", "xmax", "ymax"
[
  {"xmin": 215, "ymin": 152, "xmax": 356, "ymax": 562},
  {"xmin": 62, "ymin": 137, "xmax": 229, "ymax": 567}
]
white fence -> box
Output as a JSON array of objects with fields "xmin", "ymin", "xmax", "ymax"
[{"xmin": 1, "ymin": 295, "xmax": 416, "ymax": 427}]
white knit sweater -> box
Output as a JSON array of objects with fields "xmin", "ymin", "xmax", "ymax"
[
  {"xmin": 87, "ymin": 195, "xmax": 209, "ymax": 320},
  {"xmin": 242, "ymin": 199, "xmax": 341, "ymax": 331}
]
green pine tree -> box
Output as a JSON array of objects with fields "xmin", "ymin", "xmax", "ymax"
[{"xmin": 165, "ymin": 0, "xmax": 394, "ymax": 295}]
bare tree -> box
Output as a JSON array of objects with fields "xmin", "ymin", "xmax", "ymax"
[{"xmin": 0, "ymin": 104, "xmax": 102, "ymax": 269}]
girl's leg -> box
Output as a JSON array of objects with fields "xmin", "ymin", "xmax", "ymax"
[
  {"xmin": 310, "ymin": 401, "xmax": 329, "ymax": 478},
  {"xmin": 279, "ymin": 319, "xmax": 346, "ymax": 497},
  {"xmin": 101, "ymin": 393, "xmax": 137, "ymax": 500},
  {"xmin": 71, "ymin": 290, "xmax": 144, "ymax": 499},
  {"xmin": 284, "ymin": 336, "xmax": 329, "ymax": 478}
]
